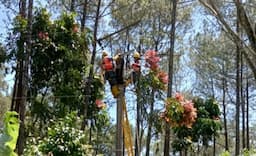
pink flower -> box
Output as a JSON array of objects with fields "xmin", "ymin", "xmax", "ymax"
[
  {"xmin": 144, "ymin": 50, "xmax": 157, "ymax": 60},
  {"xmin": 183, "ymin": 100, "xmax": 194, "ymax": 112},
  {"xmin": 72, "ymin": 24, "xmax": 79, "ymax": 33},
  {"xmin": 157, "ymin": 71, "xmax": 168, "ymax": 84},
  {"xmin": 38, "ymin": 31, "xmax": 49, "ymax": 40},
  {"xmin": 183, "ymin": 102, "xmax": 193, "ymax": 113},
  {"xmin": 144, "ymin": 50, "xmax": 160, "ymax": 71},
  {"xmin": 175, "ymin": 92, "xmax": 184, "ymax": 102},
  {"xmin": 38, "ymin": 31, "xmax": 44, "ymax": 39},
  {"xmin": 95, "ymin": 99, "xmax": 106, "ymax": 109}
]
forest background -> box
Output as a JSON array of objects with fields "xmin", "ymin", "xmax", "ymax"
[{"xmin": 0, "ymin": 0, "xmax": 256, "ymax": 156}]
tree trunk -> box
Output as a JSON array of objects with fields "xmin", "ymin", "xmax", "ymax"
[
  {"xmin": 246, "ymin": 73, "xmax": 249, "ymax": 149},
  {"xmin": 70, "ymin": 0, "xmax": 75, "ymax": 12},
  {"xmin": 81, "ymin": 0, "xmax": 101, "ymax": 130},
  {"xmin": 14, "ymin": 0, "xmax": 27, "ymax": 112},
  {"xmin": 145, "ymin": 89, "xmax": 155, "ymax": 156},
  {"xmin": 213, "ymin": 135, "xmax": 216, "ymax": 156},
  {"xmin": 241, "ymin": 54, "xmax": 246, "ymax": 149},
  {"xmin": 135, "ymin": 31, "xmax": 142, "ymax": 156},
  {"xmin": 135, "ymin": 64, "xmax": 141, "ymax": 156},
  {"xmin": 222, "ymin": 69, "xmax": 229, "ymax": 151},
  {"xmin": 164, "ymin": 0, "xmax": 177, "ymax": 155},
  {"xmin": 17, "ymin": 0, "xmax": 33, "ymax": 155},
  {"xmin": 235, "ymin": 2, "xmax": 241, "ymax": 154},
  {"xmin": 13, "ymin": 0, "xmax": 27, "ymax": 155},
  {"xmin": 80, "ymin": 0, "xmax": 88, "ymax": 31}
]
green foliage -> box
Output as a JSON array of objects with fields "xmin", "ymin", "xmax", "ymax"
[
  {"xmin": 89, "ymin": 109, "xmax": 115, "ymax": 155},
  {"xmin": 24, "ymin": 110, "xmax": 112, "ymax": 156},
  {"xmin": 170, "ymin": 97, "xmax": 221, "ymax": 153},
  {"xmin": 84, "ymin": 75, "xmax": 105, "ymax": 120},
  {"xmin": 171, "ymin": 135, "xmax": 192, "ymax": 153},
  {"xmin": 5, "ymin": 9, "xmax": 107, "ymax": 155},
  {"xmin": 219, "ymin": 150, "xmax": 230, "ymax": 156},
  {"xmin": 0, "ymin": 96, "xmax": 10, "ymax": 127},
  {"xmin": 25, "ymin": 7, "xmax": 92, "ymax": 120},
  {"xmin": 38, "ymin": 112, "xmax": 96, "ymax": 156},
  {"xmin": 0, "ymin": 111, "xmax": 20, "ymax": 156},
  {"xmin": 147, "ymin": 71, "xmax": 167, "ymax": 91},
  {"xmin": 192, "ymin": 98, "xmax": 221, "ymax": 145},
  {"xmin": 219, "ymin": 149, "xmax": 256, "ymax": 156},
  {"xmin": 165, "ymin": 97, "xmax": 184, "ymax": 123},
  {"xmin": 242, "ymin": 148, "xmax": 256, "ymax": 156},
  {"xmin": 13, "ymin": 15, "xmax": 28, "ymax": 33}
]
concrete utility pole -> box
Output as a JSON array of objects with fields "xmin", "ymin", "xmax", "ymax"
[
  {"xmin": 164, "ymin": 0, "xmax": 177, "ymax": 155},
  {"xmin": 116, "ymin": 85, "xmax": 124, "ymax": 156},
  {"xmin": 115, "ymin": 53, "xmax": 125, "ymax": 156}
]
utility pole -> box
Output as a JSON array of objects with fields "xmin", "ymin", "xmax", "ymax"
[
  {"xmin": 116, "ymin": 53, "xmax": 125, "ymax": 156},
  {"xmin": 164, "ymin": 0, "xmax": 177, "ymax": 155},
  {"xmin": 116, "ymin": 85, "xmax": 124, "ymax": 156}
]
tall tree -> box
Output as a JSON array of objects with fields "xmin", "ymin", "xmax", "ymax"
[
  {"xmin": 70, "ymin": 0, "xmax": 75, "ymax": 12},
  {"xmin": 246, "ymin": 72, "xmax": 250, "ymax": 150},
  {"xmin": 80, "ymin": 0, "xmax": 88, "ymax": 31},
  {"xmin": 198, "ymin": 0, "xmax": 256, "ymax": 81},
  {"xmin": 222, "ymin": 61, "xmax": 229, "ymax": 151},
  {"xmin": 17, "ymin": 0, "xmax": 33, "ymax": 154},
  {"xmin": 235, "ymin": 1, "xmax": 242, "ymax": 154},
  {"xmin": 241, "ymin": 54, "xmax": 246, "ymax": 149},
  {"xmin": 11, "ymin": 0, "xmax": 29, "ymax": 155},
  {"xmin": 81, "ymin": 0, "xmax": 101, "ymax": 130}
]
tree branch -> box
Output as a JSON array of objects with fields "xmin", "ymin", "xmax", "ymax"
[
  {"xmin": 97, "ymin": 20, "xmax": 141, "ymax": 42},
  {"xmin": 199, "ymin": 0, "xmax": 256, "ymax": 80},
  {"xmin": 234, "ymin": 0, "xmax": 256, "ymax": 53}
]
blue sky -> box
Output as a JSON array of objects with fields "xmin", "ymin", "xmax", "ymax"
[{"xmin": 0, "ymin": 4, "xmax": 15, "ymax": 95}]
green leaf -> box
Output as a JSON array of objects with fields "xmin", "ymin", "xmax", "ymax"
[{"xmin": 0, "ymin": 111, "xmax": 20, "ymax": 156}]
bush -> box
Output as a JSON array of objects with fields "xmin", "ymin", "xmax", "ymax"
[{"xmin": 24, "ymin": 112, "xmax": 98, "ymax": 156}]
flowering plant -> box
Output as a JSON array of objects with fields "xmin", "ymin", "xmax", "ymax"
[
  {"xmin": 144, "ymin": 50, "xmax": 160, "ymax": 71},
  {"xmin": 95, "ymin": 99, "xmax": 106, "ymax": 109},
  {"xmin": 144, "ymin": 50, "xmax": 168, "ymax": 90},
  {"xmin": 162, "ymin": 93, "xmax": 197, "ymax": 128}
]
